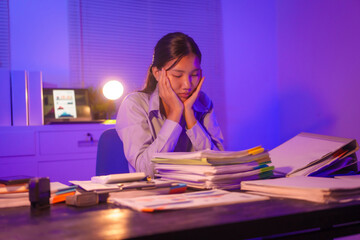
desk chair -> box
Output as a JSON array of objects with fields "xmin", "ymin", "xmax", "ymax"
[{"xmin": 96, "ymin": 128, "xmax": 129, "ymax": 176}]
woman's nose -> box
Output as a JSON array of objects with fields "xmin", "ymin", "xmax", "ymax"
[{"xmin": 181, "ymin": 76, "xmax": 191, "ymax": 89}]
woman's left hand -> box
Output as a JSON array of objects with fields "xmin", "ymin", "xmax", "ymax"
[
  {"xmin": 183, "ymin": 77, "xmax": 205, "ymax": 129},
  {"xmin": 184, "ymin": 77, "xmax": 205, "ymax": 111}
]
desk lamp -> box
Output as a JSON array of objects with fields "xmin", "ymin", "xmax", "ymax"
[
  {"xmin": 101, "ymin": 80, "xmax": 124, "ymax": 123},
  {"xmin": 103, "ymin": 80, "xmax": 124, "ymax": 101}
]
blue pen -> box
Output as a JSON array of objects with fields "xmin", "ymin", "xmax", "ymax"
[
  {"xmin": 186, "ymin": 190, "xmax": 226, "ymax": 198},
  {"xmin": 186, "ymin": 190, "xmax": 217, "ymax": 196}
]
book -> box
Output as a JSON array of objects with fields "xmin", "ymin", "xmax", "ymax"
[
  {"xmin": 269, "ymin": 132, "xmax": 359, "ymax": 177},
  {"xmin": 51, "ymin": 191, "xmax": 76, "ymax": 204},
  {"xmin": 0, "ymin": 183, "xmax": 28, "ymax": 194},
  {"xmin": 0, "ymin": 175, "xmax": 33, "ymax": 185},
  {"xmin": 110, "ymin": 189, "xmax": 269, "ymax": 212},
  {"xmin": 51, "ymin": 185, "xmax": 78, "ymax": 204},
  {"xmin": 241, "ymin": 176, "xmax": 360, "ymax": 203}
]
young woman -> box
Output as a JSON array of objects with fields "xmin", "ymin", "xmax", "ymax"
[{"xmin": 116, "ymin": 32, "xmax": 224, "ymax": 177}]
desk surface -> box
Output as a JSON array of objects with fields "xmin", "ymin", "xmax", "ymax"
[{"xmin": 1, "ymin": 196, "xmax": 360, "ymax": 240}]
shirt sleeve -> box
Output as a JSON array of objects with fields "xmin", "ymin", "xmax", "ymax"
[
  {"xmin": 186, "ymin": 106, "xmax": 224, "ymax": 151},
  {"xmin": 116, "ymin": 94, "xmax": 182, "ymax": 177}
]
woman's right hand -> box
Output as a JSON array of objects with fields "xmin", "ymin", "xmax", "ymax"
[{"xmin": 158, "ymin": 69, "xmax": 183, "ymax": 122}]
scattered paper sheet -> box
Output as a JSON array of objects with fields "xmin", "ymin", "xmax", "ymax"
[
  {"xmin": 69, "ymin": 180, "xmax": 119, "ymax": 191},
  {"xmin": 111, "ymin": 189, "xmax": 269, "ymax": 212}
]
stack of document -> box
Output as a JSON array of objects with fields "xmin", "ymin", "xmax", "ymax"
[
  {"xmin": 270, "ymin": 132, "xmax": 359, "ymax": 177},
  {"xmin": 0, "ymin": 182, "xmax": 69, "ymax": 208},
  {"xmin": 152, "ymin": 146, "xmax": 274, "ymax": 189},
  {"xmin": 241, "ymin": 176, "xmax": 360, "ymax": 203}
]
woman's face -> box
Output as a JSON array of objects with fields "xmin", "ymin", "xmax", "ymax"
[{"xmin": 163, "ymin": 53, "xmax": 201, "ymax": 102}]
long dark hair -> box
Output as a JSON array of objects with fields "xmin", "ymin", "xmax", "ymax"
[{"xmin": 141, "ymin": 32, "xmax": 202, "ymax": 93}]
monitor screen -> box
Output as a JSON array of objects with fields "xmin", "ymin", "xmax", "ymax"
[{"xmin": 43, "ymin": 88, "xmax": 92, "ymax": 124}]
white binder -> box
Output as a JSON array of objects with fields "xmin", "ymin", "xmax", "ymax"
[
  {"xmin": 11, "ymin": 71, "xmax": 28, "ymax": 126},
  {"xmin": 28, "ymin": 71, "xmax": 44, "ymax": 125}
]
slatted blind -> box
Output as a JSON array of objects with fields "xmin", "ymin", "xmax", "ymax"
[
  {"xmin": 68, "ymin": 0, "xmax": 226, "ymax": 130},
  {"xmin": 68, "ymin": 0, "xmax": 224, "ymax": 92},
  {"xmin": 0, "ymin": 0, "xmax": 10, "ymax": 70}
]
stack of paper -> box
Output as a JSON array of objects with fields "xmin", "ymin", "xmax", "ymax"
[
  {"xmin": 270, "ymin": 132, "xmax": 359, "ymax": 177},
  {"xmin": 241, "ymin": 176, "xmax": 360, "ymax": 203},
  {"xmin": 0, "ymin": 182, "xmax": 69, "ymax": 208},
  {"xmin": 152, "ymin": 146, "xmax": 274, "ymax": 189}
]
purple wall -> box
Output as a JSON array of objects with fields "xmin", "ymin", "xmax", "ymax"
[
  {"xmin": 7, "ymin": 0, "xmax": 360, "ymax": 151},
  {"xmin": 277, "ymin": 0, "xmax": 360, "ymax": 143},
  {"xmin": 222, "ymin": 0, "xmax": 360, "ymax": 150},
  {"xmin": 9, "ymin": 1, "xmax": 70, "ymax": 87},
  {"xmin": 222, "ymin": 0, "xmax": 280, "ymax": 150}
]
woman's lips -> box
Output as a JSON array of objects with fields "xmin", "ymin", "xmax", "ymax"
[{"xmin": 178, "ymin": 93, "xmax": 190, "ymax": 98}]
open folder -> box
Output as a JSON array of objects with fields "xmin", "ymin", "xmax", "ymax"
[{"xmin": 270, "ymin": 132, "xmax": 359, "ymax": 177}]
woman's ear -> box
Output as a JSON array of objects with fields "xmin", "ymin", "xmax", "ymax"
[{"xmin": 152, "ymin": 67, "xmax": 160, "ymax": 82}]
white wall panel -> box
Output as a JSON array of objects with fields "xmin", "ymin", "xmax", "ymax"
[{"xmin": 11, "ymin": 70, "xmax": 28, "ymax": 126}]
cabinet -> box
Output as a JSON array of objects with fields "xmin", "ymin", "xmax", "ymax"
[{"xmin": 0, "ymin": 124, "xmax": 115, "ymax": 183}]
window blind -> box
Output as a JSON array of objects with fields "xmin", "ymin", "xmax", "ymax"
[
  {"xmin": 68, "ymin": 0, "xmax": 224, "ymax": 94},
  {"xmin": 68, "ymin": 0, "xmax": 226, "ymax": 130},
  {"xmin": 0, "ymin": 0, "xmax": 10, "ymax": 70}
]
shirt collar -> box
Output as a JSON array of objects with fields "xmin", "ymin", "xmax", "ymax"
[{"xmin": 148, "ymin": 85, "xmax": 209, "ymax": 115}]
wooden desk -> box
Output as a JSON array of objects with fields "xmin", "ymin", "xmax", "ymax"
[{"xmin": 1, "ymin": 197, "xmax": 360, "ymax": 239}]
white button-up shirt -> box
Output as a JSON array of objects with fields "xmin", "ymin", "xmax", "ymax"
[{"xmin": 116, "ymin": 86, "xmax": 224, "ymax": 177}]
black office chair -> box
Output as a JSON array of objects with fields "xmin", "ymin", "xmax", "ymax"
[{"xmin": 96, "ymin": 128, "xmax": 129, "ymax": 176}]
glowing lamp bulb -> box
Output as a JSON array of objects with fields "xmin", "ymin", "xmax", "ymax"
[{"xmin": 103, "ymin": 80, "xmax": 124, "ymax": 100}]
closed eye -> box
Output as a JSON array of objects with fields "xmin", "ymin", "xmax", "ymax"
[
  {"xmin": 191, "ymin": 70, "xmax": 201, "ymax": 77},
  {"xmin": 172, "ymin": 74, "xmax": 182, "ymax": 78}
]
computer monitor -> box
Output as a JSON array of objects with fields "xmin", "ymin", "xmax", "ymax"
[{"xmin": 43, "ymin": 88, "xmax": 94, "ymax": 124}]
